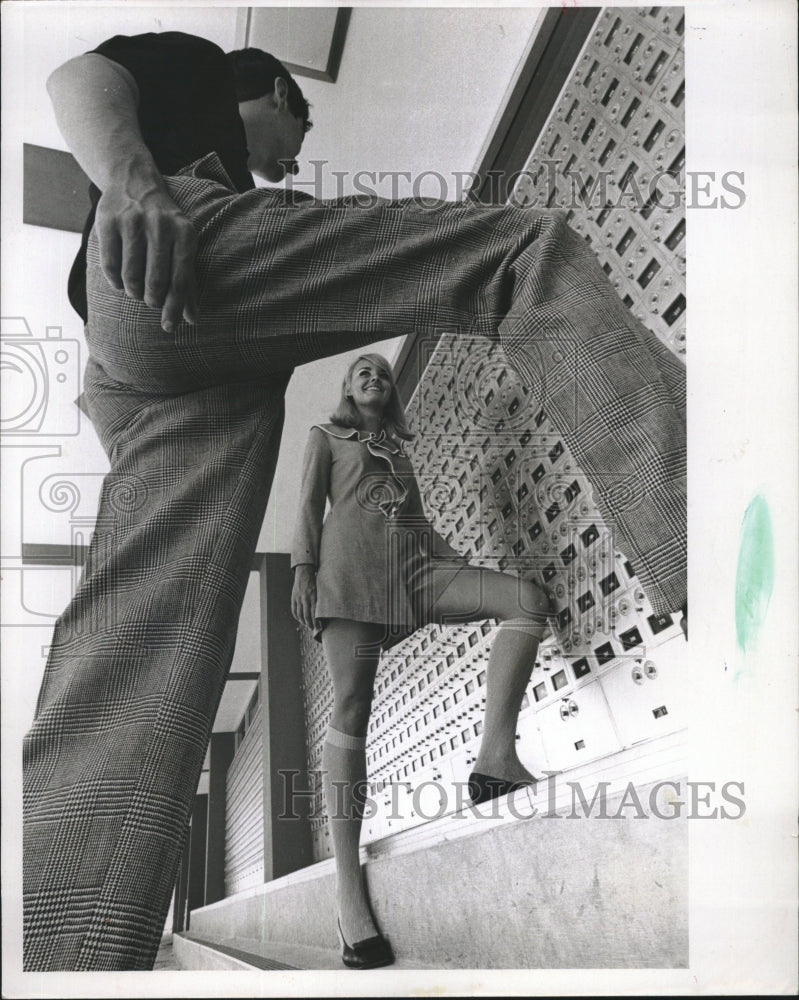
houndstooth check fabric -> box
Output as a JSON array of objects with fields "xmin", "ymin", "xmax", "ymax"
[
  {"xmin": 23, "ymin": 152, "xmax": 685, "ymax": 969},
  {"xmin": 23, "ymin": 366, "xmax": 291, "ymax": 970},
  {"xmin": 86, "ymin": 153, "xmax": 685, "ymax": 612}
]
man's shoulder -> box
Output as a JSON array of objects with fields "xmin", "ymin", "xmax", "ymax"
[{"xmin": 92, "ymin": 31, "xmax": 228, "ymax": 67}]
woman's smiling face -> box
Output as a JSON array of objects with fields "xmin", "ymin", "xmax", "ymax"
[{"xmin": 348, "ymin": 359, "xmax": 392, "ymax": 410}]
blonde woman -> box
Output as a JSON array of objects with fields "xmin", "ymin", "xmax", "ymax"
[{"xmin": 291, "ymin": 353, "xmax": 551, "ymax": 968}]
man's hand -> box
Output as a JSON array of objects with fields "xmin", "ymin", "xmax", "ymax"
[
  {"xmin": 95, "ymin": 183, "xmax": 199, "ymax": 333},
  {"xmin": 291, "ymin": 564, "xmax": 317, "ymax": 631},
  {"xmin": 47, "ymin": 53, "xmax": 201, "ymax": 331}
]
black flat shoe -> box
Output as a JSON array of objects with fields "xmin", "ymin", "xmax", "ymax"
[
  {"xmin": 337, "ymin": 918, "xmax": 394, "ymax": 970},
  {"xmin": 467, "ymin": 771, "xmax": 537, "ymax": 806}
]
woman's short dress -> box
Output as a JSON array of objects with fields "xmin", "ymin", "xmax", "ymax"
[{"xmin": 291, "ymin": 424, "xmax": 468, "ymax": 648}]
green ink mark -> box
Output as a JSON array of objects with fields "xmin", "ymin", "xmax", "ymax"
[{"xmin": 735, "ymin": 495, "xmax": 774, "ymax": 653}]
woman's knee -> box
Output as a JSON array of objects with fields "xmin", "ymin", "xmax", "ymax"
[
  {"xmin": 496, "ymin": 577, "xmax": 551, "ymax": 623},
  {"xmin": 322, "ymin": 619, "xmax": 382, "ymax": 734},
  {"xmin": 331, "ymin": 685, "xmax": 374, "ymax": 735}
]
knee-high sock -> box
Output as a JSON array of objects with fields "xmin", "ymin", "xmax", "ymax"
[{"xmin": 321, "ymin": 726, "xmax": 377, "ymax": 944}]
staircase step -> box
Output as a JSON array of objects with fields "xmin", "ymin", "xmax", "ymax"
[
  {"xmin": 174, "ymin": 931, "xmax": 437, "ymax": 970},
  {"xmin": 186, "ymin": 735, "xmax": 689, "ymax": 969}
]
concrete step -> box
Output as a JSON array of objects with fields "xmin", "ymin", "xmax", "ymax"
[
  {"xmin": 183, "ymin": 734, "xmax": 688, "ymax": 969},
  {"xmin": 174, "ymin": 931, "xmax": 437, "ymax": 971},
  {"xmin": 154, "ymin": 938, "xmax": 181, "ymax": 970}
]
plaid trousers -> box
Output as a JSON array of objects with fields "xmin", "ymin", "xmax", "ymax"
[{"xmin": 23, "ymin": 153, "xmax": 685, "ymax": 969}]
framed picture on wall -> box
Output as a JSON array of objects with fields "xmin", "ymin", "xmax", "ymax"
[{"xmin": 236, "ymin": 6, "xmax": 351, "ymax": 83}]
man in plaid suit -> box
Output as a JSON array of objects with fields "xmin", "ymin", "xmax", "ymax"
[{"xmin": 23, "ymin": 31, "xmax": 686, "ymax": 970}]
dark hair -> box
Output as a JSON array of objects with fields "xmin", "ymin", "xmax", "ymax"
[
  {"xmin": 227, "ymin": 48, "xmax": 312, "ymax": 132},
  {"xmin": 330, "ymin": 354, "xmax": 415, "ymax": 442}
]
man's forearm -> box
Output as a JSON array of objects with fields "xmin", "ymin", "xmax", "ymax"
[
  {"xmin": 47, "ymin": 53, "xmax": 165, "ymax": 199},
  {"xmin": 47, "ymin": 51, "xmax": 199, "ymax": 327}
]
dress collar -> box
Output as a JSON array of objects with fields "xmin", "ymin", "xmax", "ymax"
[
  {"xmin": 313, "ymin": 424, "xmax": 409, "ymax": 517},
  {"xmin": 314, "ymin": 423, "xmax": 405, "ymax": 456}
]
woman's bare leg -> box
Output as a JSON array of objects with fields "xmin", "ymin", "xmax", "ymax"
[
  {"xmin": 320, "ymin": 618, "xmax": 385, "ymax": 945},
  {"xmin": 432, "ymin": 568, "xmax": 551, "ymax": 784}
]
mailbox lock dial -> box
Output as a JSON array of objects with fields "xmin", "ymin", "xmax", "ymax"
[{"xmin": 559, "ymin": 698, "xmax": 579, "ymax": 720}]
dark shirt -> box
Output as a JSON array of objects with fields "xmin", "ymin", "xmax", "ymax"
[{"xmin": 69, "ymin": 31, "xmax": 254, "ymax": 322}]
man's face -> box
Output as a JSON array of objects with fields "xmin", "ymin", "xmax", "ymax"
[{"xmin": 239, "ymin": 81, "xmax": 305, "ymax": 183}]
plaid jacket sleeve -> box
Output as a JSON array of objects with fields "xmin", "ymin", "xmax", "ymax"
[{"xmin": 291, "ymin": 426, "xmax": 332, "ymax": 569}]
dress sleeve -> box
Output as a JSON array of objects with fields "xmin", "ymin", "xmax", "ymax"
[{"xmin": 291, "ymin": 427, "xmax": 332, "ymax": 569}]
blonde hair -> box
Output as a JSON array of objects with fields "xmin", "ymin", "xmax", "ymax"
[{"xmin": 329, "ymin": 353, "xmax": 415, "ymax": 441}]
